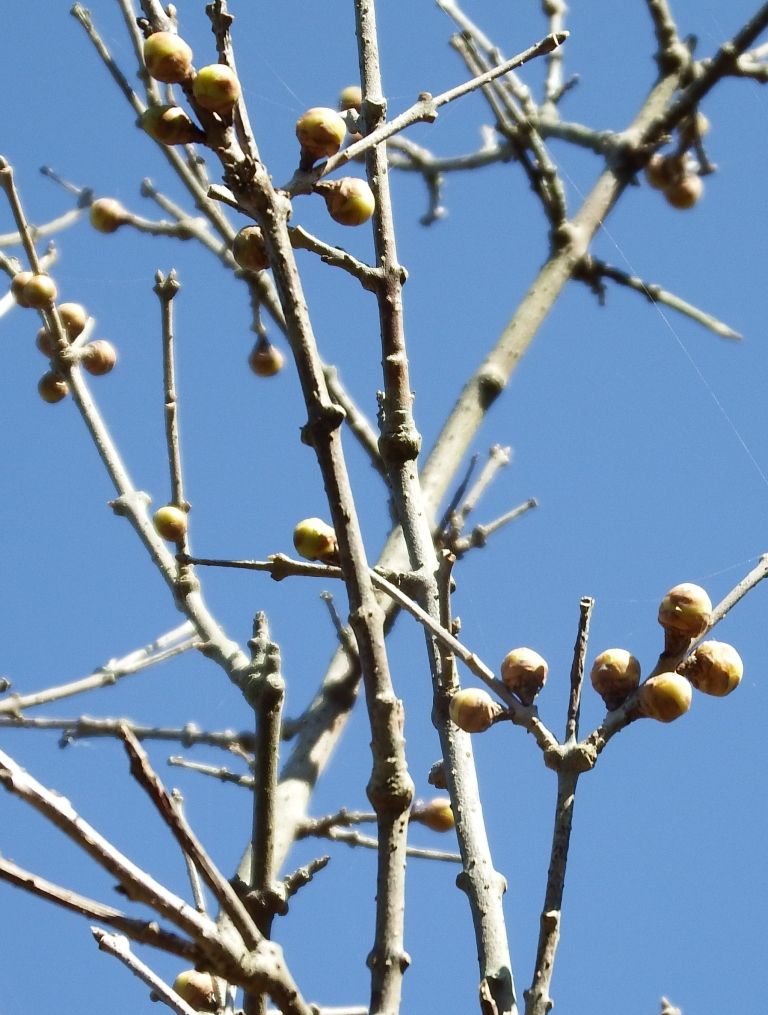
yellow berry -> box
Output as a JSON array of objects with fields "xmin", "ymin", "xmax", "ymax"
[
  {"xmin": 645, "ymin": 153, "xmax": 680, "ymax": 190},
  {"xmin": 141, "ymin": 105, "xmax": 201, "ymax": 145},
  {"xmin": 89, "ymin": 198, "xmax": 127, "ymax": 234},
  {"xmin": 58, "ymin": 302, "xmax": 88, "ymax": 338},
  {"xmin": 82, "ymin": 340, "xmax": 117, "ymax": 376},
  {"xmin": 664, "ymin": 173, "xmax": 703, "ymax": 210},
  {"xmin": 338, "ymin": 85, "xmax": 362, "ymax": 112},
  {"xmin": 143, "ymin": 32, "xmax": 193, "ymax": 84},
  {"xmin": 10, "ymin": 271, "xmax": 34, "ymax": 307},
  {"xmin": 295, "ymin": 107, "xmax": 347, "ymax": 162},
  {"xmin": 638, "ymin": 672, "xmax": 692, "ymax": 723},
  {"xmin": 679, "ymin": 641, "xmax": 742, "ymax": 697},
  {"xmin": 38, "ymin": 371, "xmax": 69, "ymax": 404},
  {"xmin": 500, "ymin": 647, "xmax": 548, "ymax": 705},
  {"xmin": 590, "ymin": 649, "xmax": 641, "ymax": 710},
  {"xmin": 658, "ymin": 583, "xmax": 712, "ymax": 640},
  {"xmin": 22, "ymin": 274, "xmax": 57, "ymax": 309},
  {"xmin": 448, "ymin": 687, "xmax": 499, "ymax": 733},
  {"xmin": 317, "ymin": 177, "xmax": 375, "ymax": 227},
  {"xmin": 193, "ymin": 64, "xmax": 241, "ymax": 115},
  {"xmin": 232, "ymin": 226, "xmax": 269, "ymax": 272},
  {"xmin": 172, "ymin": 970, "xmax": 217, "ymax": 1011},
  {"xmin": 248, "ymin": 341, "xmax": 284, "ymax": 377},
  {"xmin": 412, "ymin": 797, "xmax": 455, "ymax": 833},
  {"xmin": 36, "ymin": 328, "xmax": 57, "ymax": 357},
  {"xmin": 153, "ymin": 505, "xmax": 188, "ymax": 542},
  {"xmin": 293, "ymin": 517, "xmax": 337, "ymax": 562}
]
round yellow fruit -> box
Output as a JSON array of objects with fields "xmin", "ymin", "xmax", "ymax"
[
  {"xmin": 664, "ymin": 173, "xmax": 703, "ymax": 210},
  {"xmin": 193, "ymin": 64, "xmax": 241, "ymax": 115},
  {"xmin": 293, "ymin": 517, "xmax": 337, "ymax": 562},
  {"xmin": 590, "ymin": 648, "xmax": 641, "ymax": 710},
  {"xmin": 172, "ymin": 969, "xmax": 217, "ymax": 1011},
  {"xmin": 82, "ymin": 340, "xmax": 117, "ymax": 376},
  {"xmin": 141, "ymin": 104, "xmax": 201, "ymax": 145},
  {"xmin": 319, "ymin": 177, "xmax": 375, "ymax": 226},
  {"xmin": 338, "ymin": 85, "xmax": 363, "ymax": 112},
  {"xmin": 412, "ymin": 797, "xmax": 455, "ymax": 833},
  {"xmin": 10, "ymin": 271, "xmax": 34, "ymax": 307},
  {"xmin": 22, "ymin": 274, "xmax": 57, "ymax": 309},
  {"xmin": 638, "ymin": 672, "xmax": 692, "ymax": 723},
  {"xmin": 295, "ymin": 107, "xmax": 347, "ymax": 161},
  {"xmin": 232, "ymin": 226, "xmax": 269, "ymax": 272},
  {"xmin": 248, "ymin": 341, "xmax": 284, "ymax": 377},
  {"xmin": 58, "ymin": 302, "xmax": 88, "ymax": 338},
  {"xmin": 153, "ymin": 504, "xmax": 188, "ymax": 542},
  {"xmin": 500, "ymin": 647, "xmax": 548, "ymax": 705},
  {"xmin": 680, "ymin": 640, "xmax": 742, "ymax": 697},
  {"xmin": 143, "ymin": 32, "xmax": 193, "ymax": 84},
  {"xmin": 38, "ymin": 372, "xmax": 69, "ymax": 404},
  {"xmin": 658, "ymin": 583, "xmax": 712, "ymax": 639},
  {"xmin": 89, "ymin": 198, "xmax": 127, "ymax": 234},
  {"xmin": 448, "ymin": 687, "xmax": 498, "ymax": 733}
]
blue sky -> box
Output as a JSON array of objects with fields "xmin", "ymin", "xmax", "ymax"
[{"xmin": 2, "ymin": 2, "xmax": 768, "ymax": 1013}]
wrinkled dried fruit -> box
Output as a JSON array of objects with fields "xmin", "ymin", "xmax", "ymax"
[
  {"xmin": 448, "ymin": 687, "xmax": 498, "ymax": 733},
  {"xmin": 318, "ymin": 177, "xmax": 375, "ymax": 226},
  {"xmin": 193, "ymin": 64, "xmax": 241, "ymax": 115},
  {"xmin": 293, "ymin": 517, "xmax": 338, "ymax": 562},
  {"xmin": 500, "ymin": 647, "xmax": 548, "ymax": 705},
  {"xmin": 296, "ymin": 107, "xmax": 347, "ymax": 162},
  {"xmin": 638, "ymin": 672, "xmax": 692, "ymax": 723},
  {"xmin": 679, "ymin": 640, "xmax": 743, "ymax": 697},
  {"xmin": 82, "ymin": 340, "xmax": 117, "ymax": 376},
  {"xmin": 590, "ymin": 648, "xmax": 641, "ymax": 710},
  {"xmin": 141, "ymin": 104, "xmax": 201, "ymax": 145},
  {"xmin": 248, "ymin": 341, "xmax": 284, "ymax": 377},
  {"xmin": 153, "ymin": 505, "xmax": 188, "ymax": 542},
  {"xmin": 412, "ymin": 797, "xmax": 455, "ymax": 833},
  {"xmin": 89, "ymin": 198, "xmax": 127, "ymax": 234},
  {"xmin": 658, "ymin": 583, "xmax": 712, "ymax": 640},
  {"xmin": 38, "ymin": 371, "xmax": 69, "ymax": 404},
  {"xmin": 232, "ymin": 226, "xmax": 269, "ymax": 272},
  {"xmin": 143, "ymin": 32, "xmax": 193, "ymax": 84}
]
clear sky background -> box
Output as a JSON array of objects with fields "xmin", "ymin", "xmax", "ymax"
[{"xmin": 2, "ymin": 2, "xmax": 768, "ymax": 1014}]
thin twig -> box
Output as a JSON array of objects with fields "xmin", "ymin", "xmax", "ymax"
[
  {"xmin": 0, "ymin": 622, "xmax": 196, "ymax": 716},
  {"xmin": 577, "ymin": 257, "xmax": 742, "ymax": 340},
  {"xmin": 172, "ymin": 789, "xmax": 208, "ymax": 915},
  {"xmin": 524, "ymin": 769, "xmax": 579, "ymax": 1015},
  {"xmin": 120, "ymin": 726, "xmax": 263, "ymax": 951},
  {"xmin": 91, "ymin": 928, "xmax": 198, "ymax": 1015},
  {"xmin": 0, "ymin": 856, "xmax": 201, "ymax": 961},
  {"xmin": 0, "ymin": 714, "xmax": 256, "ymax": 751},
  {"xmin": 314, "ymin": 32, "xmax": 568, "ymax": 183},
  {"xmin": 565, "ymin": 598, "xmax": 593, "ymax": 743}
]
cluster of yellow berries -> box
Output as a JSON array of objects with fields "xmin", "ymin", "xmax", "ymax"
[
  {"xmin": 10, "ymin": 277, "xmax": 117, "ymax": 403},
  {"xmin": 134, "ymin": 32, "xmax": 375, "ymax": 381},
  {"xmin": 447, "ymin": 581, "xmax": 741, "ymax": 735}
]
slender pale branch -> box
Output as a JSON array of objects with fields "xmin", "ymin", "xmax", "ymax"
[{"xmin": 91, "ymin": 928, "xmax": 198, "ymax": 1015}]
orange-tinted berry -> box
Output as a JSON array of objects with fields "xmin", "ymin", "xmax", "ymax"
[
  {"xmin": 638, "ymin": 672, "xmax": 692, "ymax": 723},
  {"xmin": 293, "ymin": 518, "xmax": 337, "ymax": 562},
  {"xmin": 89, "ymin": 198, "xmax": 127, "ymax": 234},
  {"xmin": 318, "ymin": 177, "xmax": 375, "ymax": 226},
  {"xmin": 153, "ymin": 505, "xmax": 188, "ymax": 542},
  {"xmin": 232, "ymin": 226, "xmax": 269, "ymax": 272},
  {"xmin": 411, "ymin": 797, "xmax": 455, "ymax": 833},
  {"xmin": 448, "ymin": 687, "xmax": 499, "ymax": 733},
  {"xmin": 248, "ymin": 341, "xmax": 284, "ymax": 377},
  {"xmin": 590, "ymin": 649, "xmax": 641, "ymax": 710},
  {"xmin": 141, "ymin": 105, "xmax": 201, "ymax": 145},
  {"xmin": 680, "ymin": 641, "xmax": 743, "ymax": 697}
]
